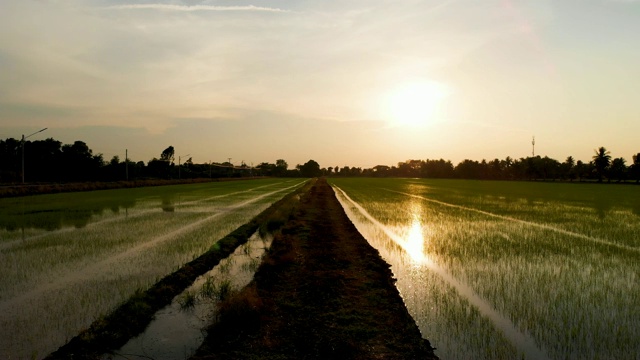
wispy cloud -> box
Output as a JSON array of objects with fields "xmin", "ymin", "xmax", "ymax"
[{"xmin": 103, "ymin": 4, "xmax": 289, "ymax": 13}]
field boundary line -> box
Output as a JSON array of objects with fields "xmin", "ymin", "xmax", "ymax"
[
  {"xmin": 0, "ymin": 180, "xmax": 291, "ymax": 251},
  {"xmin": 333, "ymin": 186, "xmax": 550, "ymax": 360},
  {"xmin": 384, "ymin": 188, "xmax": 639, "ymax": 253},
  {"xmin": 0, "ymin": 181, "xmax": 305, "ymax": 314}
]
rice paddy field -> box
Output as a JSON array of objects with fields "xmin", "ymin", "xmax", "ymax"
[
  {"xmin": 330, "ymin": 178, "xmax": 640, "ymax": 360},
  {"xmin": 0, "ymin": 178, "xmax": 304, "ymax": 359}
]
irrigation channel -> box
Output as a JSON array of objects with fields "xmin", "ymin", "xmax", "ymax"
[
  {"xmin": 0, "ymin": 179, "xmax": 304, "ymax": 359},
  {"xmin": 331, "ymin": 178, "xmax": 640, "ymax": 360},
  {"xmin": 105, "ymin": 231, "xmax": 273, "ymax": 360}
]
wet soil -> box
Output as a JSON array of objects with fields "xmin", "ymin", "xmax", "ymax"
[{"xmin": 192, "ymin": 178, "xmax": 438, "ymax": 359}]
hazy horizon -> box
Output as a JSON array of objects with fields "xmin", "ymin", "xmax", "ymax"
[{"xmin": 1, "ymin": 0, "xmax": 638, "ymax": 168}]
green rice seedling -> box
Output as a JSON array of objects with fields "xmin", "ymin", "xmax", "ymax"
[
  {"xmin": 200, "ymin": 276, "xmax": 217, "ymax": 301},
  {"xmin": 242, "ymin": 242, "xmax": 252, "ymax": 255},
  {"xmin": 198, "ymin": 278, "xmax": 235, "ymax": 303},
  {"xmin": 241, "ymin": 258, "xmax": 261, "ymax": 273},
  {"xmin": 178, "ymin": 290, "xmax": 197, "ymax": 310},
  {"xmin": 215, "ymin": 279, "xmax": 234, "ymax": 302},
  {"xmin": 329, "ymin": 177, "xmax": 640, "ymax": 360},
  {"xmin": 217, "ymin": 258, "xmax": 235, "ymax": 275},
  {"xmin": 0, "ymin": 178, "xmax": 305, "ymax": 359}
]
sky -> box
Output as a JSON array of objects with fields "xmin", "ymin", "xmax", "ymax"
[{"xmin": 1, "ymin": 0, "xmax": 638, "ymax": 169}]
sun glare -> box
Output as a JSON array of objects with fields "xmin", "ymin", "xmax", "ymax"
[
  {"xmin": 385, "ymin": 81, "xmax": 449, "ymax": 128},
  {"xmin": 405, "ymin": 217, "xmax": 426, "ymax": 264}
]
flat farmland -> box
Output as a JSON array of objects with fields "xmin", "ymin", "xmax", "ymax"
[
  {"xmin": 0, "ymin": 178, "xmax": 304, "ymax": 359},
  {"xmin": 330, "ymin": 178, "xmax": 640, "ymax": 360}
]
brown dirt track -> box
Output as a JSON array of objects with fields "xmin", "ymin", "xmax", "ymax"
[{"xmin": 193, "ymin": 178, "xmax": 438, "ymax": 359}]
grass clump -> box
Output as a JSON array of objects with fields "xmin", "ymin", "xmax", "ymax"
[
  {"xmin": 200, "ymin": 277, "xmax": 235, "ymax": 303},
  {"xmin": 178, "ymin": 290, "xmax": 197, "ymax": 310}
]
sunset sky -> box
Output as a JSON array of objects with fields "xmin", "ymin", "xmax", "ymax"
[{"xmin": 1, "ymin": 0, "xmax": 638, "ymax": 168}]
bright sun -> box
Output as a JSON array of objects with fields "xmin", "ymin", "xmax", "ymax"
[{"xmin": 385, "ymin": 81, "xmax": 449, "ymax": 127}]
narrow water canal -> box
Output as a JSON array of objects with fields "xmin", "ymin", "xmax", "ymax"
[{"xmin": 104, "ymin": 232, "xmax": 272, "ymax": 360}]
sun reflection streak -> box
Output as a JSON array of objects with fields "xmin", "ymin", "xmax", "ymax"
[
  {"xmin": 333, "ymin": 185, "xmax": 552, "ymax": 360},
  {"xmin": 404, "ymin": 213, "xmax": 427, "ymax": 264}
]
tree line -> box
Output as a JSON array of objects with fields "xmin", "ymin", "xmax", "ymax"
[
  {"xmin": 1, "ymin": 136, "xmax": 637, "ymax": 183},
  {"xmin": 0, "ymin": 138, "xmax": 322, "ymax": 183},
  {"xmin": 327, "ymin": 147, "xmax": 640, "ymax": 183}
]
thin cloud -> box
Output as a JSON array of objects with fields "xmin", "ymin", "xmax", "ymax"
[{"xmin": 103, "ymin": 4, "xmax": 290, "ymax": 13}]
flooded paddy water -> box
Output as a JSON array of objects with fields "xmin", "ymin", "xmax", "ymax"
[
  {"xmin": 104, "ymin": 231, "xmax": 273, "ymax": 360},
  {"xmin": 331, "ymin": 178, "xmax": 639, "ymax": 360},
  {"xmin": 0, "ymin": 179, "xmax": 303, "ymax": 359}
]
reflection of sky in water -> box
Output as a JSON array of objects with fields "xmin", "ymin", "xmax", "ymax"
[
  {"xmin": 333, "ymin": 178, "xmax": 640, "ymax": 360},
  {"xmin": 402, "ymin": 209, "xmax": 545, "ymax": 359},
  {"xmin": 109, "ymin": 232, "xmax": 272, "ymax": 360},
  {"xmin": 0, "ymin": 179, "xmax": 303, "ymax": 359}
]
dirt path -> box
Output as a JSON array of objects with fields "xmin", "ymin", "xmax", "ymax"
[{"xmin": 193, "ymin": 178, "xmax": 438, "ymax": 359}]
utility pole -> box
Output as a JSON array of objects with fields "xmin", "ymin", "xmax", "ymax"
[
  {"xmin": 21, "ymin": 127, "xmax": 47, "ymax": 184},
  {"xmin": 532, "ymin": 136, "xmax": 536, "ymax": 157},
  {"xmin": 125, "ymin": 149, "xmax": 129, "ymax": 181},
  {"xmin": 209, "ymin": 160, "xmax": 212, "ymax": 178},
  {"xmin": 178, "ymin": 153, "xmax": 190, "ymax": 179}
]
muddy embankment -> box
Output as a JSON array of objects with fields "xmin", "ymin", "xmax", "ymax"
[{"xmin": 192, "ymin": 178, "xmax": 438, "ymax": 359}]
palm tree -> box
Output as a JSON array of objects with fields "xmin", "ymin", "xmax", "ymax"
[
  {"xmin": 609, "ymin": 157, "xmax": 627, "ymax": 183},
  {"xmin": 562, "ymin": 156, "xmax": 575, "ymax": 181},
  {"xmin": 592, "ymin": 147, "xmax": 611, "ymax": 182}
]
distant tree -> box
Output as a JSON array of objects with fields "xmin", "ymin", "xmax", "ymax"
[
  {"xmin": 454, "ymin": 159, "xmax": 481, "ymax": 179},
  {"xmin": 506, "ymin": 158, "xmax": 522, "ymax": 179},
  {"xmin": 561, "ymin": 156, "xmax": 575, "ymax": 181},
  {"xmin": 28, "ymin": 138, "xmax": 63, "ymax": 182},
  {"xmin": 609, "ymin": 157, "xmax": 627, "ymax": 183},
  {"xmin": 631, "ymin": 153, "xmax": 640, "ymax": 183},
  {"xmin": 276, "ymin": 159, "xmax": 288, "ymax": 170},
  {"xmin": 574, "ymin": 160, "xmax": 593, "ymax": 182},
  {"xmin": 147, "ymin": 158, "xmax": 167, "ymax": 179},
  {"xmin": 256, "ymin": 162, "xmax": 275, "ymax": 176},
  {"xmin": 421, "ymin": 159, "xmax": 455, "ymax": 178},
  {"xmin": 539, "ymin": 156, "xmax": 561, "ymax": 180},
  {"xmin": 397, "ymin": 160, "xmax": 422, "ymax": 177},
  {"xmin": 300, "ymin": 159, "xmax": 322, "ymax": 177},
  {"xmin": 61, "ymin": 141, "xmax": 103, "ymax": 181},
  {"xmin": 372, "ymin": 165, "xmax": 391, "ymax": 177},
  {"xmin": 274, "ymin": 159, "xmax": 288, "ymax": 177},
  {"xmin": 592, "ymin": 147, "xmax": 611, "ymax": 182},
  {"xmin": 502, "ymin": 156, "xmax": 515, "ymax": 179},
  {"xmin": 160, "ymin": 146, "xmax": 175, "ymax": 165},
  {"xmin": 488, "ymin": 159, "xmax": 502, "ymax": 180}
]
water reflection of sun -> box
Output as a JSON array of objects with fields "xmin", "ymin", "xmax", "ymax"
[
  {"xmin": 405, "ymin": 217, "xmax": 426, "ymax": 263},
  {"xmin": 402, "ymin": 203, "xmax": 428, "ymax": 265}
]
